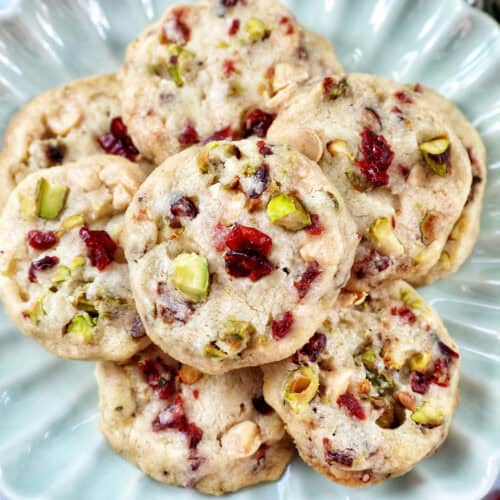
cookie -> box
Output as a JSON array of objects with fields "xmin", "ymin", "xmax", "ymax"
[
  {"xmin": 121, "ymin": 0, "xmax": 343, "ymax": 164},
  {"xmin": 407, "ymin": 84, "xmax": 487, "ymax": 286},
  {"xmin": 263, "ymin": 280, "xmax": 460, "ymax": 486},
  {"xmin": 0, "ymin": 155, "xmax": 149, "ymax": 360},
  {"xmin": 0, "ymin": 73, "xmax": 153, "ymax": 207},
  {"xmin": 124, "ymin": 138, "xmax": 358, "ymax": 374},
  {"xmin": 96, "ymin": 345, "xmax": 294, "ymax": 495},
  {"xmin": 267, "ymin": 73, "xmax": 473, "ymax": 290}
]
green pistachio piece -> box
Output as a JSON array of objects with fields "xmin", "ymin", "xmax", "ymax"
[
  {"xmin": 62, "ymin": 214, "xmax": 84, "ymax": 231},
  {"xmin": 420, "ymin": 211, "xmax": 439, "ymax": 246},
  {"xmin": 369, "ymin": 217, "xmax": 404, "ymax": 255},
  {"xmin": 52, "ymin": 266, "xmax": 71, "ymax": 284},
  {"xmin": 73, "ymin": 288, "xmax": 98, "ymax": 314},
  {"xmin": 411, "ymin": 402, "xmax": 444, "ymax": 427},
  {"xmin": 284, "ymin": 366, "xmax": 319, "ymax": 413},
  {"xmin": 244, "ymin": 18, "xmax": 269, "ymax": 42},
  {"xmin": 267, "ymin": 194, "xmax": 311, "ymax": 231},
  {"xmin": 70, "ymin": 255, "xmax": 86, "ymax": 270},
  {"xmin": 27, "ymin": 291, "xmax": 49, "ymax": 324},
  {"xmin": 400, "ymin": 288, "xmax": 423, "ymax": 309},
  {"xmin": 171, "ymin": 253, "xmax": 209, "ymax": 302},
  {"xmin": 327, "ymin": 139, "xmax": 355, "ymax": 162},
  {"xmin": 375, "ymin": 399, "xmax": 406, "ymax": 429},
  {"xmin": 366, "ymin": 370, "xmax": 395, "ymax": 397},
  {"xmin": 204, "ymin": 319, "xmax": 254, "ymax": 359},
  {"xmin": 419, "ymin": 137, "xmax": 450, "ymax": 176},
  {"xmin": 66, "ymin": 312, "xmax": 97, "ymax": 343},
  {"xmin": 204, "ymin": 342, "xmax": 228, "ymax": 358},
  {"xmin": 409, "ymin": 352, "xmax": 432, "ymax": 373},
  {"xmin": 345, "ymin": 170, "xmax": 371, "ymax": 192},
  {"xmin": 37, "ymin": 177, "xmax": 68, "ymax": 220},
  {"xmin": 361, "ymin": 348, "xmax": 377, "ymax": 371}
]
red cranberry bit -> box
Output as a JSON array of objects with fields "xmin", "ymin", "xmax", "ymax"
[
  {"xmin": 432, "ymin": 358, "xmax": 450, "ymax": 387},
  {"xmin": 337, "ymin": 393, "xmax": 366, "ymax": 420},
  {"xmin": 170, "ymin": 195, "xmax": 198, "ymax": 219},
  {"xmin": 305, "ymin": 214, "xmax": 324, "ymax": 236},
  {"xmin": 138, "ymin": 357, "xmax": 177, "ymax": 399},
  {"xmin": 157, "ymin": 283, "xmax": 193, "ymax": 323},
  {"xmin": 391, "ymin": 106, "xmax": 403, "ymax": 114},
  {"xmin": 323, "ymin": 441, "xmax": 354, "ymax": 467},
  {"xmin": 294, "ymin": 261, "xmax": 321, "ymax": 299},
  {"xmin": 228, "ymin": 18, "xmax": 240, "ymax": 36},
  {"xmin": 252, "ymin": 395, "xmax": 273, "ymax": 415},
  {"xmin": 271, "ymin": 311, "xmax": 294, "ymax": 340},
  {"xmin": 213, "ymin": 223, "xmax": 229, "ymax": 252},
  {"xmin": 223, "ymin": 59, "xmax": 237, "ymax": 78},
  {"xmin": 438, "ymin": 341, "xmax": 459, "ymax": 359},
  {"xmin": 390, "ymin": 306, "xmax": 417, "ymax": 324},
  {"xmin": 28, "ymin": 255, "xmax": 59, "ymax": 283},
  {"xmin": 279, "ymin": 16, "xmax": 294, "ymax": 35},
  {"xmin": 162, "ymin": 8, "xmax": 190, "ymax": 45},
  {"xmin": 98, "ymin": 117, "xmax": 139, "ymax": 162},
  {"xmin": 130, "ymin": 315, "xmax": 147, "ymax": 339},
  {"xmin": 257, "ymin": 140, "xmax": 273, "ymax": 156},
  {"xmin": 353, "ymin": 249, "xmax": 392, "ymax": 280},
  {"xmin": 299, "ymin": 331, "xmax": 327, "ymax": 362},
  {"xmin": 410, "ymin": 371, "xmax": 431, "ymax": 394},
  {"xmin": 204, "ymin": 126, "xmax": 240, "ymax": 144},
  {"xmin": 153, "ymin": 395, "xmax": 187, "ymax": 432},
  {"xmin": 225, "ymin": 224, "xmax": 272, "ymax": 256},
  {"xmin": 248, "ymin": 163, "xmax": 270, "ymax": 198},
  {"xmin": 356, "ymin": 128, "xmax": 394, "ymax": 187},
  {"xmin": 243, "ymin": 109, "xmax": 276, "ymax": 138},
  {"xmin": 79, "ymin": 227, "xmax": 117, "ymax": 271},
  {"xmin": 178, "ymin": 124, "xmax": 200, "ymax": 146},
  {"xmin": 192, "ymin": 389, "xmax": 200, "ymax": 399},
  {"xmin": 395, "ymin": 90, "xmax": 413, "ymax": 104},
  {"xmin": 222, "ymin": 0, "xmax": 239, "ymax": 6},
  {"xmin": 27, "ymin": 230, "xmax": 58, "ymax": 251},
  {"xmin": 186, "ymin": 422, "xmax": 203, "ymax": 449},
  {"xmin": 224, "ymin": 251, "xmax": 273, "ymax": 281}
]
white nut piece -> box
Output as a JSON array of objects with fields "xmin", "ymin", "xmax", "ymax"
[
  {"xmin": 272, "ymin": 63, "xmax": 309, "ymax": 93},
  {"xmin": 267, "ymin": 83, "xmax": 298, "ymax": 110},
  {"xmin": 45, "ymin": 102, "xmax": 83, "ymax": 135},
  {"xmin": 221, "ymin": 420, "xmax": 262, "ymax": 458},
  {"xmin": 280, "ymin": 128, "xmax": 324, "ymax": 162},
  {"xmin": 321, "ymin": 368, "xmax": 356, "ymax": 404}
]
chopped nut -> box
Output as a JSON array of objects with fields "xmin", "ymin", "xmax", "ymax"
[
  {"xmin": 327, "ymin": 139, "xmax": 355, "ymax": 162},
  {"xmin": 179, "ymin": 364, "xmax": 202, "ymax": 385},
  {"xmin": 394, "ymin": 391, "xmax": 416, "ymax": 411},
  {"xmin": 272, "ymin": 63, "xmax": 309, "ymax": 93},
  {"xmin": 221, "ymin": 421, "xmax": 262, "ymax": 458},
  {"xmin": 279, "ymin": 128, "xmax": 324, "ymax": 162}
]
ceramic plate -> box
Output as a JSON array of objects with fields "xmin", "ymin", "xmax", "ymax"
[{"xmin": 0, "ymin": 1, "xmax": 499, "ymax": 499}]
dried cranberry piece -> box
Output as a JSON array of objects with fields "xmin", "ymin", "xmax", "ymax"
[
  {"xmin": 28, "ymin": 255, "xmax": 59, "ymax": 283},
  {"xmin": 162, "ymin": 8, "xmax": 190, "ymax": 45},
  {"xmin": 271, "ymin": 311, "xmax": 294, "ymax": 340},
  {"xmin": 294, "ymin": 261, "xmax": 321, "ymax": 299},
  {"xmin": 337, "ymin": 393, "xmax": 366, "ymax": 420},
  {"xmin": 157, "ymin": 283, "xmax": 193, "ymax": 323},
  {"xmin": 225, "ymin": 224, "xmax": 272, "ymax": 256},
  {"xmin": 252, "ymin": 395, "xmax": 273, "ymax": 415},
  {"xmin": 79, "ymin": 227, "xmax": 117, "ymax": 271},
  {"xmin": 356, "ymin": 128, "xmax": 394, "ymax": 187},
  {"xmin": 130, "ymin": 315, "xmax": 147, "ymax": 339},
  {"xmin": 45, "ymin": 144, "xmax": 66, "ymax": 165},
  {"xmin": 323, "ymin": 439, "xmax": 354, "ymax": 467},
  {"xmin": 153, "ymin": 395, "xmax": 187, "ymax": 432},
  {"xmin": 170, "ymin": 195, "xmax": 198, "ymax": 219},
  {"xmin": 27, "ymin": 230, "xmax": 58, "ymax": 251},
  {"xmin": 305, "ymin": 214, "xmax": 324, "ymax": 236},
  {"xmin": 204, "ymin": 126, "xmax": 239, "ymax": 144},
  {"xmin": 410, "ymin": 371, "xmax": 431, "ymax": 394},
  {"xmin": 243, "ymin": 109, "xmax": 276, "ymax": 138},
  {"xmin": 395, "ymin": 91, "xmax": 413, "ymax": 104},
  {"xmin": 257, "ymin": 140, "xmax": 273, "ymax": 156},
  {"xmin": 391, "ymin": 105, "xmax": 403, "ymax": 115},
  {"xmin": 438, "ymin": 341, "xmax": 459, "ymax": 359},
  {"xmin": 228, "ymin": 18, "xmax": 240, "ymax": 36},
  {"xmin": 223, "ymin": 59, "xmax": 237, "ymax": 78},
  {"xmin": 178, "ymin": 124, "xmax": 200, "ymax": 145},
  {"xmin": 248, "ymin": 163, "xmax": 270, "ymax": 198},
  {"xmin": 390, "ymin": 306, "xmax": 417, "ymax": 324},
  {"xmin": 222, "ymin": 0, "xmax": 238, "ymax": 7},
  {"xmin": 138, "ymin": 357, "xmax": 177, "ymax": 400},
  {"xmin": 353, "ymin": 249, "xmax": 392, "ymax": 280},
  {"xmin": 432, "ymin": 358, "xmax": 450, "ymax": 387},
  {"xmin": 186, "ymin": 422, "xmax": 203, "ymax": 449},
  {"xmin": 299, "ymin": 332, "xmax": 327, "ymax": 362},
  {"xmin": 98, "ymin": 117, "xmax": 139, "ymax": 161},
  {"xmin": 224, "ymin": 251, "xmax": 273, "ymax": 281}
]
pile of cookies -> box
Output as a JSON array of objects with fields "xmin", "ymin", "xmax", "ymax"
[{"xmin": 0, "ymin": 0, "xmax": 485, "ymax": 495}]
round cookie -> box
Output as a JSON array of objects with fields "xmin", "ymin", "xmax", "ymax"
[
  {"xmin": 97, "ymin": 345, "xmax": 294, "ymax": 495},
  {"xmin": 263, "ymin": 280, "xmax": 460, "ymax": 486},
  {"xmin": 407, "ymin": 84, "xmax": 487, "ymax": 286},
  {"xmin": 0, "ymin": 155, "xmax": 149, "ymax": 361},
  {"xmin": 267, "ymin": 73, "xmax": 473, "ymax": 290},
  {"xmin": 124, "ymin": 138, "xmax": 358, "ymax": 374},
  {"xmin": 121, "ymin": 0, "xmax": 343, "ymax": 164},
  {"xmin": 0, "ymin": 73, "xmax": 153, "ymax": 207}
]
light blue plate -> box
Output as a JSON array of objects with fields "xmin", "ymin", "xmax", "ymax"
[{"xmin": 0, "ymin": 1, "xmax": 499, "ymax": 499}]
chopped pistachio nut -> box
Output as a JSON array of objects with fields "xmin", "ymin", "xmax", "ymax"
[
  {"xmin": 419, "ymin": 137, "xmax": 450, "ymax": 176},
  {"xmin": 266, "ymin": 194, "xmax": 311, "ymax": 231},
  {"xmin": 327, "ymin": 139, "xmax": 355, "ymax": 162},
  {"xmin": 52, "ymin": 266, "xmax": 71, "ymax": 284},
  {"xmin": 375, "ymin": 399, "xmax": 406, "ymax": 429},
  {"xmin": 62, "ymin": 214, "xmax": 85, "ymax": 231},
  {"xmin": 27, "ymin": 291, "xmax": 49, "ymax": 324},
  {"xmin": 438, "ymin": 250, "xmax": 452, "ymax": 269},
  {"xmin": 420, "ymin": 211, "xmax": 439, "ymax": 246},
  {"xmin": 414, "ymin": 244, "xmax": 441, "ymax": 266},
  {"xmin": 204, "ymin": 342, "xmax": 228, "ymax": 358},
  {"xmin": 411, "ymin": 402, "xmax": 444, "ymax": 427},
  {"xmin": 284, "ymin": 366, "xmax": 319, "ymax": 413},
  {"xmin": 37, "ymin": 178, "xmax": 69, "ymax": 220},
  {"xmin": 409, "ymin": 352, "xmax": 432, "ymax": 373},
  {"xmin": 178, "ymin": 364, "xmax": 203, "ymax": 385},
  {"xmin": 66, "ymin": 312, "xmax": 97, "ymax": 343},
  {"xmin": 70, "ymin": 255, "xmax": 86, "ymax": 270},
  {"xmin": 244, "ymin": 18, "xmax": 269, "ymax": 42},
  {"xmin": 361, "ymin": 348, "xmax": 377, "ymax": 371},
  {"xmin": 400, "ymin": 288, "xmax": 423, "ymax": 309},
  {"xmin": 369, "ymin": 217, "xmax": 404, "ymax": 256},
  {"xmin": 217, "ymin": 41, "xmax": 230, "ymax": 49},
  {"xmin": 345, "ymin": 170, "xmax": 371, "ymax": 192},
  {"xmin": 72, "ymin": 288, "xmax": 97, "ymax": 314},
  {"xmin": 171, "ymin": 253, "xmax": 209, "ymax": 302}
]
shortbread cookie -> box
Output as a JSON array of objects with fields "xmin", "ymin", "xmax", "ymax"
[
  {"xmin": 0, "ymin": 73, "xmax": 153, "ymax": 207},
  {"xmin": 97, "ymin": 345, "xmax": 294, "ymax": 495},
  {"xmin": 0, "ymin": 156, "xmax": 149, "ymax": 360},
  {"xmin": 124, "ymin": 139, "xmax": 358, "ymax": 374},
  {"xmin": 121, "ymin": 0, "xmax": 343, "ymax": 164},
  {"xmin": 263, "ymin": 280, "xmax": 460, "ymax": 486},
  {"xmin": 408, "ymin": 84, "xmax": 487, "ymax": 286},
  {"xmin": 267, "ymin": 73, "xmax": 473, "ymax": 290}
]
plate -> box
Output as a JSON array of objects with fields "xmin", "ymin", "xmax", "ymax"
[{"xmin": 0, "ymin": 1, "xmax": 499, "ymax": 499}]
